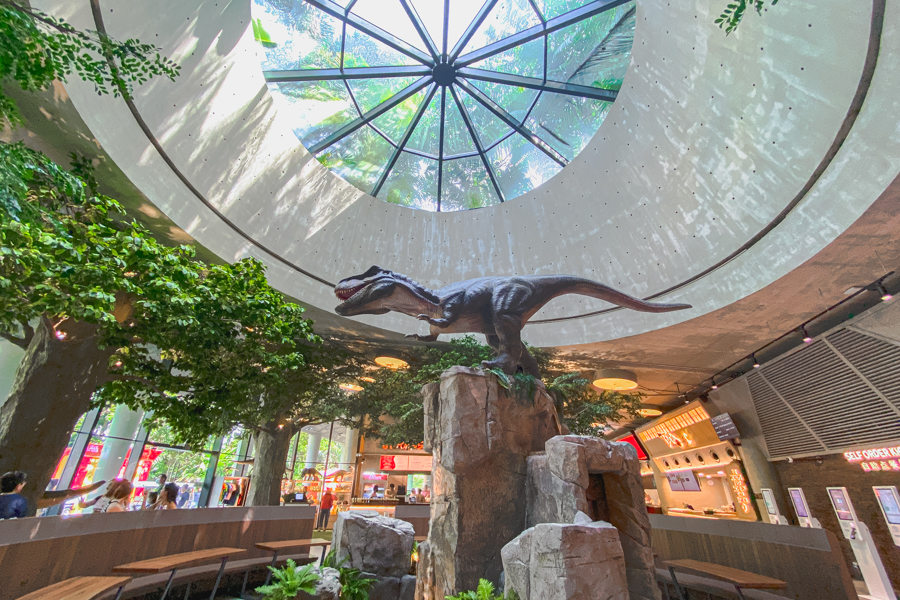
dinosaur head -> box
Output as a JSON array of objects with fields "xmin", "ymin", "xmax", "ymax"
[{"xmin": 334, "ymin": 266, "xmax": 403, "ymax": 316}]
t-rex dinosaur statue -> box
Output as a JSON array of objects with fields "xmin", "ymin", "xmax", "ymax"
[{"xmin": 334, "ymin": 266, "xmax": 691, "ymax": 378}]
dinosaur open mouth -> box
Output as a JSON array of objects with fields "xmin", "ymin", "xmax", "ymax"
[{"xmin": 335, "ymin": 283, "xmax": 365, "ymax": 301}]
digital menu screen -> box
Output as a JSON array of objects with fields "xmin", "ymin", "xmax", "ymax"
[
  {"xmin": 789, "ymin": 489, "xmax": 809, "ymax": 518},
  {"xmin": 666, "ymin": 471, "xmax": 700, "ymax": 492},
  {"xmin": 875, "ymin": 488, "xmax": 900, "ymax": 525},
  {"xmin": 829, "ymin": 489, "xmax": 854, "ymax": 521}
]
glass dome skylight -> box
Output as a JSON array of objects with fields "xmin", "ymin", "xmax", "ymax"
[{"xmin": 253, "ymin": 0, "xmax": 635, "ymax": 211}]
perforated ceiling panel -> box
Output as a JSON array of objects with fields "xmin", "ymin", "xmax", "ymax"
[{"xmin": 747, "ymin": 329, "xmax": 900, "ymax": 459}]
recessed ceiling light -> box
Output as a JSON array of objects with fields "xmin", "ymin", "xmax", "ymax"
[
  {"xmin": 593, "ymin": 368, "xmax": 638, "ymax": 391},
  {"xmin": 375, "ymin": 356, "xmax": 409, "ymax": 369}
]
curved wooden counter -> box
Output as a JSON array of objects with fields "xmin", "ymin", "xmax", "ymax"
[{"xmin": 0, "ymin": 505, "xmax": 315, "ymax": 600}]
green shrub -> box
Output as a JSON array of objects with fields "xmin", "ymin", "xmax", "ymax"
[{"xmin": 256, "ymin": 560, "xmax": 319, "ymax": 600}]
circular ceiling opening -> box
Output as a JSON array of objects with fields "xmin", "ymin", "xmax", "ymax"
[{"xmin": 252, "ymin": 0, "xmax": 635, "ymax": 211}]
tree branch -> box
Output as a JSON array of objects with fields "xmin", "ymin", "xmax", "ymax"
[
  {"xmin": 107, "ymin": 374, "xmax": 163, "ymax": 396},
  {"xmin": 0, "ymin": 0, "xmax": 84, "ymax": 36},
  {"xmin": 0, "ymin": 331, "xmax": 28, "ymax": 350}
]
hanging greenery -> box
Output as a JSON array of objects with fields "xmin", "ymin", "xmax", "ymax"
[{"xmin": 715, "ymin": 0, "xmax": 781, "ymax": 35}]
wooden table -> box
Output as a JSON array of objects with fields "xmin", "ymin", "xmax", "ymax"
[
  {"xmin": 664, "ymin": 559, "xmax": 787, "ymax": 600},
  {"xmin": 17, "ymin": 576, "xmax": 132, "ymax": 600},
  {"xmin": 113, "ymin": 547, "xmax": 245, "ymax": 600},
  {"xmin": 255, "ymin": 539, "xmax": 332, "ymax": 586}
]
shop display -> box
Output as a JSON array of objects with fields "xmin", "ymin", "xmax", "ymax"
[{"xmin": 636, "ymin": 400, "xmax": 755, "ymax": 521}]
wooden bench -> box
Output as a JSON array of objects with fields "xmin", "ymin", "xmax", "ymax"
[
  {"xmin": 664, "ymin": 559, "xmax": 786, "ymax": 600},
  {"xmin": 255, "ymin": 539, "xmax": 332, "ymax": 585},
  {"xmin": 113, "ymin": 547, "xmax": 245, "ymax": 600},
  {"xmin": 18, "ymin": 576, "xmax": 131, "ymax": 600}
]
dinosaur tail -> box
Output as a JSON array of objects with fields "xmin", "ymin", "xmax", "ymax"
[{"xmin": 553, "ymin": 278, "xmax": 691, "ymax": 313}]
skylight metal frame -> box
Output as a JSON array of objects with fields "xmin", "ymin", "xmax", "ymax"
[{"xmin": 262, "ymin": 0, "xmax": 629, "ymax": 210}]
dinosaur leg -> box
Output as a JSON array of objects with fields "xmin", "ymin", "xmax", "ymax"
[
  {"xmin": 481, "ymin": 314, "xmax": 525, "ymax": 376},
  {"xmin": 485, "ymin": 334, "xmax": 500, "ymax": 351},
  {"xmin": 517, "ymin": 342, "xmax": 541, "ymax": 378}
]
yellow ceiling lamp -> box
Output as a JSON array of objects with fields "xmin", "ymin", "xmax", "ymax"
[
  {"xmin": 593, "ymin": 368, "xmax": 639, "ymax": 391},
  {"xmin": 340, "ymin": 383, "xmax": 364, "ymax": 392},
  {"xmin": 359, "ymin": 376, "xmax": 376, "ymax": 383},
  {"xmin": 637, "ymin": 406, "xmax": 663, "ymax": 418},
  {"xmin": 374, "ymin": 356, "xmax": 409, "ymax": 369}
]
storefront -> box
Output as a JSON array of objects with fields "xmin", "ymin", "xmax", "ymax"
[
  {"xmin": 636, "ymin": 401, "xmax": 758, "ymax": 521},
  {"xmin": 613, "ymin": 432, "xmax": 663, "ymax": 513},
  {"xmin": 350, "ymin": 439, "xmax": 433, "ymax": 518}
]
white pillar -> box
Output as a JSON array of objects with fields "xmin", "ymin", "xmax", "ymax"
[
  {"xmin": 340, "ymin": 428, "xmax": 358, "ymax": 468},
  {"xmin": 305, "ymin": 432, "xmax": 322, "ymax": 468},
  {"xmin": 93, "ymin": 405, "xmax": 145, "ymax": 486}
]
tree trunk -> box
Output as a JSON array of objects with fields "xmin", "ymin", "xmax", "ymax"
[
  {"xmin": 0, "ymin": 317, "xmax": 112, "ymax": 515},
  {"xmin": 246, "ymin": 419, "xmax": 294, "ymax": 507}
]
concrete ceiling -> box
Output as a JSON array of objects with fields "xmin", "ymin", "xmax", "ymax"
[{"xmin": 17, "ymin": 0, "xmax": 900, "ymax": 415}]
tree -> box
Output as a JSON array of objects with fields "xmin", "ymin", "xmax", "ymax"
[
  {"xmin": 0, "ymin": 0, "xmax": 179, "ymax": 128},
  {"xmin": 240, "ymin": 341, "xmax": 369, "ymax": 507},
  {"xmin": 343, "ymin": 336, "xmax": 643, "ymax": 446},
  {"xmin": 0, "ymin": 142, "xmax": 317, "ymax": 512}
]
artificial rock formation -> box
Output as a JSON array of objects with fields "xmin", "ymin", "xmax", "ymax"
[
  {"xmin": 501, "ymin": 512, "xmax": 629, "ymax": 600},
  {"xmin": 333, "ymin": 510, "xmax": 415, "ymax": 577},
  {"xmin": 526, "ymin": 436, "xmax": 659, "ymax": 600},
  {"xmin": 416, "ymin": 367, "xmax": 561, "ymax": 599}
]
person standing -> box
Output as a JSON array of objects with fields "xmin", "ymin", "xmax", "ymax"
[
  {"xmin": 316, "ymin": 489, "xmax": 334, "ymax": 530},
  {"xmin": 0, "ymin": 471, "xmax": 28, "ymax": 519},
  {"xmin": 385, "ymin": 484, "xmax": 397, "ymax": 499}
]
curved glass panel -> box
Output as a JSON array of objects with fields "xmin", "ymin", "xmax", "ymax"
[{"xmin": 254, "ymin": 0, "xmax": 635, "ymax": 210}]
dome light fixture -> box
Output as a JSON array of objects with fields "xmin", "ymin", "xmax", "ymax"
[
  {"xmin": 340, "ymin": 383, "xmax": 364, "ymax": 392},
  {"xmin": 375, "ymin": 356, "xmax": 409, "ymax": 369},
  {"xmin": 593, "ymin": 368, "xmax": 638, "ymax": 391},
  {"xmin": 637, "ymin": 406, "xmax": 662, "ymax": 418}
]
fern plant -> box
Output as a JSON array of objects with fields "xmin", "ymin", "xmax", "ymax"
[
  {"xmin": 715, "ymin": 0, "xmax": 780, "ymax": 35},
  {"xmin": 319, "ymin": 550, "xmax": 374, "ymax": 600},
  {"xmin": 446, "ymin": 579, "xmax": 518, "ymax": 600},
  {"xmin": 256, "ymin": 560, "xmax": 320, "ymax": 600},
  {"xmin": 487, "ymin": 369, "xmax": 538, "ymax": 405}
]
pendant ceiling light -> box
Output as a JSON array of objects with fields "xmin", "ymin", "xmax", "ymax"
[
  {"xmin": 375, "ymin": 356, "xmax": 410, "ymax": 369},
  {"xmin": 593, "ymin": 368, "xmax": 638, "ymax": 391}
]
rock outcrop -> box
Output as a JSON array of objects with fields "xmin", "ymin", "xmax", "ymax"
[
  {"xmin": 416, "ymin": 367, "xmax": 561, "ymax": 599},
  {"xmin": 333, "ymin": 510, "xmax": 415, "ymax": 578},
  {"xmin": 501, "ymin": 513, "xmax": 629, "ymax": 600},
  {"xmin": 526, "ymin": 436, "xmax": 659, "ymax": 600}
]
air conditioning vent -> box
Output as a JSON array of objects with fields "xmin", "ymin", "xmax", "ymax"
[{"xmin": 747, "ymin": 330, "xmax": 900, "ymax": 459}]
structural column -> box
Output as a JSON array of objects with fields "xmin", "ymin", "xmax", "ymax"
[
  {"xmin": 340, "ymin": 427, "xmax": 358, "ymax": 469},
  {"xmin": 92, "ymin": 405, "xmax": 145, "ymax": 486},
  {"xmin": 305, "ymin": 432, "xmax": 322, "ymax": 468}
]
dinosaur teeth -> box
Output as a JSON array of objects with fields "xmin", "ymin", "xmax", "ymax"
[{"xmin": 335, "ymin": 284, "xmax": 364, "ymax": 301}]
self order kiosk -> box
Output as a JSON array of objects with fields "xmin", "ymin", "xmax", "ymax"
[
  {"xmin": 761, "ymin": 488, "xmax": 788, "ymax": 525},
  {"xmin": 874, "ymin": 486, "xmax": 900, "ymax": 548},
  {"xmin": 827, "ymin": 487, "xmax": 897, "ymax": 600},
  {"xmin": 787, "ymin": 487, "xmax": 821, "ymax": 528}
]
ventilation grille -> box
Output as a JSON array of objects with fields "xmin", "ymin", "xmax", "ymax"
[{"xmin": 747, "ymin": 329, "xmax": 900, "ymax": 459}]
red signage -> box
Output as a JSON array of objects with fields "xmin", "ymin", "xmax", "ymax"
[{"xmin": 617, "ymin": 433, "xmax": 648, "ymax": 460}]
